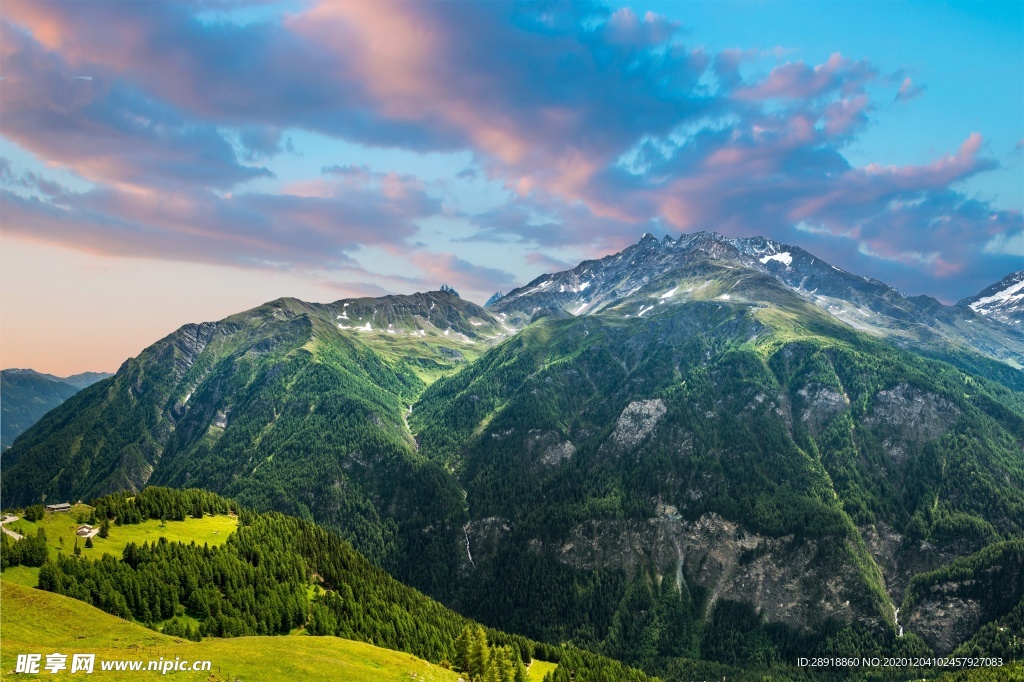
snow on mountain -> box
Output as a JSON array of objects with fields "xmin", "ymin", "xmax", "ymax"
[
  {"xmin": 958, "ymin": 271, "xmax": 1024, "ymax": 326},
  {"xmin": 489, "ymin": 231, "xmax": 1024, "ymax": 368}
]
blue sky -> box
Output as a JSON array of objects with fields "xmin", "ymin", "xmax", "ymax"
[{"xmin": 0, "ymin": 0, "xmax": 1021, "ymax": 373}]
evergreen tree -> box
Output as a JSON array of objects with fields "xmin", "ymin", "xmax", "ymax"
[
  {"xmin": 468, "ymin": 625, "xmax": 490, "ymax": 681},
  {"xmin": 455, "ymin": 625, "xmax": 472, "ymax": 672},
  {"xmin": 85, "ymin": 536, "xmax": 93, "ymax": 549},
  {"xmin": 99, "ymin": 518, "xmax": 110, "ymax": 538},
  {"xmin": 513, "ymin": 655, "xmax": 528, "ymax": 682}
]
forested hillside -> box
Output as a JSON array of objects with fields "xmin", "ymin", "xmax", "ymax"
[
  {"xmin": 0, "ymin": 293, "xmax": 504, "ymax": 598},
  {"xmin": 414, "ymin": 273, "xmax": 1024, "ymax": 675},
  {"xmin": 1, "ymin": 488, "xmax": 673, "ymax": 682}
]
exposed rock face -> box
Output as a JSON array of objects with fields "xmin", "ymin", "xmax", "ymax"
[
  {"xmin": 797, "ymin": 384, "xmax": 849, "ymax": 436},
  {"xmin": 549, "ymin": 513, "xmax": 869, "ymax": 631},
  {"xmin": 171, "ymin": 322, "xmax": 218, "ymax": 380},
  {"xmin": 610, "ymin": 399, "xmax": 667, "ymax": 448},
  {"xmin": 438, "ymin": 346, "xmax": 465, "ymax": 362},
  {"xmin": 860, "ymin": 522, "xmax": 971, "ymax": 604},
  {"xmin": 864, "ymin": 384, "xmax": 960, "ymax": 464},
  {"xmin": 525, "ymin": 430, "xmax": 576, "ymax": 466},
  {"xmin": 465, "ymin": 516, "xmax": 512, "ymax": 562},
  {"xmin": 905, "ymin": 594, "xmax": 984, "ymax": 655}
]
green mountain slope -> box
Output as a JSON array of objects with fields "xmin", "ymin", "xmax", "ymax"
[
  {"xmin": 413, "ymin": 266, "xmax": 1024, "ymax": 672},
  {"xmin": 2, "ymin": 488, "xmax": 669, "ymax": 682},
  {"xmin": 0, "ymin": 293, "xmax": 505, "ymax": 595}
]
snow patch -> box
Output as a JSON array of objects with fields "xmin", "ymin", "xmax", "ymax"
[
  {"xmin": 660, "ymin": 286, "xmax": 678, "ymax": 299},
  {"xmin": 759, "ymin": 252, "xmax": 793, "ymax": 266},
  {"xmin": 970, "ymin": 279, "xmax": 1024, "ymax": 313},
  {"xmin": 637, "ymin": 305, "xmax": 654, "ymax": 317}
]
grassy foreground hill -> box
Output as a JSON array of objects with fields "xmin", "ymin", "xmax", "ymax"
[{"xmin": 0, "ymin": 579, "xmax": 461, "ymax": 681}]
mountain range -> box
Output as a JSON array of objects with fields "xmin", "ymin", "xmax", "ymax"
[
  {"xmin": 1, "ymin": 368, "xmax": 112, "ymax": 450},
  {"xmin": 2, "ymin": 232, "xmax": 1022, "ymax": 678}
]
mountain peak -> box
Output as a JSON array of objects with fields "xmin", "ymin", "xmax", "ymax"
[
  {"xmin": 957, "ymin": 270, "xmax": 1024, "ymax": 326},
  {"xmin": 487, "ymin": 232, "xmax": 1024, "ymax": 367},
  {"xmin": 439, "ymin": 284, "xmax": 460, "ymax": 298}
]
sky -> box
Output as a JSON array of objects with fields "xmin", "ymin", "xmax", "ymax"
[{"xmin": 1, "ymin": 0, "xmax": 1022, "ymax": 375}]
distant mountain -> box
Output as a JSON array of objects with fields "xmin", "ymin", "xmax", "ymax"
[
  {"xmin": 60, "ymin": 371, "xmax": 115, "ymax": 390},
  {"xmin": 490, "ymin": 232, "xmax": 1024, "ymax": 372},
  {"xmin": 1, "ymin": 368, "xmax": 111, "ymax": 450},
  {"xmin": 957, "ymin": 271, "xmax": 1024, "ymax": 326}
]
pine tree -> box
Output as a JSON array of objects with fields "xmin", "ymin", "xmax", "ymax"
[
  {"xmin": 491, "ymin": 645, "xmax": 514, "ymax": 682},
  {"xmin": 73, "ymin": 539, "xmax": 81, "ymax": 557},
  {"xmin": 483, "ymin": 656, "xmax": 500, "ymax": 682},
  {"xmin": 85, "ymin": 536, "xmax": 93, "ymax": 549},
  {"xmin": 512, "ymin": 655, "xmax": 528, "ymax": 682},
  {"xmin": 468, "ymin": 625, "xmax": 490, "ymax": 681},
  {"xmin": 456, "ymin": 625, "xmax": 472, "ymax": 672},
  {"xmin": 99, "ymin": 518, "xmax": 110, "ymax": 538}
]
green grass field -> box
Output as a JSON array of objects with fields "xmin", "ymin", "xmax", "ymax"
[
  {"xmin": 1, "ymin": 580, "xmax": 461, "ymax": 681},
  {"xmin": 3, "ymin": 505, "xmax": 237, "ymax": 564},
  {"xmin": 0, "ymin": 564, "xmax": 40, "ymax": 588},
  {"xmin": 527, "ymin": 659, "xmax": 557, "ymax": 680}
]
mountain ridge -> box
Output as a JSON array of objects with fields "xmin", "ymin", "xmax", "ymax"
[{"xmin": 489, "ymin": 231, "xmax": 1024, "ymax": 370}]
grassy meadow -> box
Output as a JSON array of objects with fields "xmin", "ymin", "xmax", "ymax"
[
  {"xmin": 3, "ymin": 504, "xmax": 237, "ymax": 565},
  {"xmin": 1, "ymin": 580, "xmax": 461, "ymax": 681}
]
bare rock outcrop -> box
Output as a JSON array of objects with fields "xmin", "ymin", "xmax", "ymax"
[
  {"xmin": 864, "ymin": 384, "xmax": 960, "ymax": 464},
  {"xmin": 525, "ymin": 430, "xmax": 576, "ymax": 466},
  {"xmin": 547, "ymin": 513, "xmax": 872, "ymax": 631},
  {"xmin": 610, "ymin": 399, "xmax": 667, "ymax": 448}
]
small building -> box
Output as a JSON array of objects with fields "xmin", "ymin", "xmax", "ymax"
[
  {"xmin": 76, "ymin": 525, "xmax": 93, "ymax": 536},
  {"xmin": 45, "ymin": 502, "xmax": 72, "ymax": 513}
]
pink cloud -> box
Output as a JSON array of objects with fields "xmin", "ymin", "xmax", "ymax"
[
  {"xmin": 735, "ymin": 53, "xmax": 876, "ymax": 100},
  {"xmin": 895, "ymin": 76, "xmax": 926, "ymax": 102}
]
